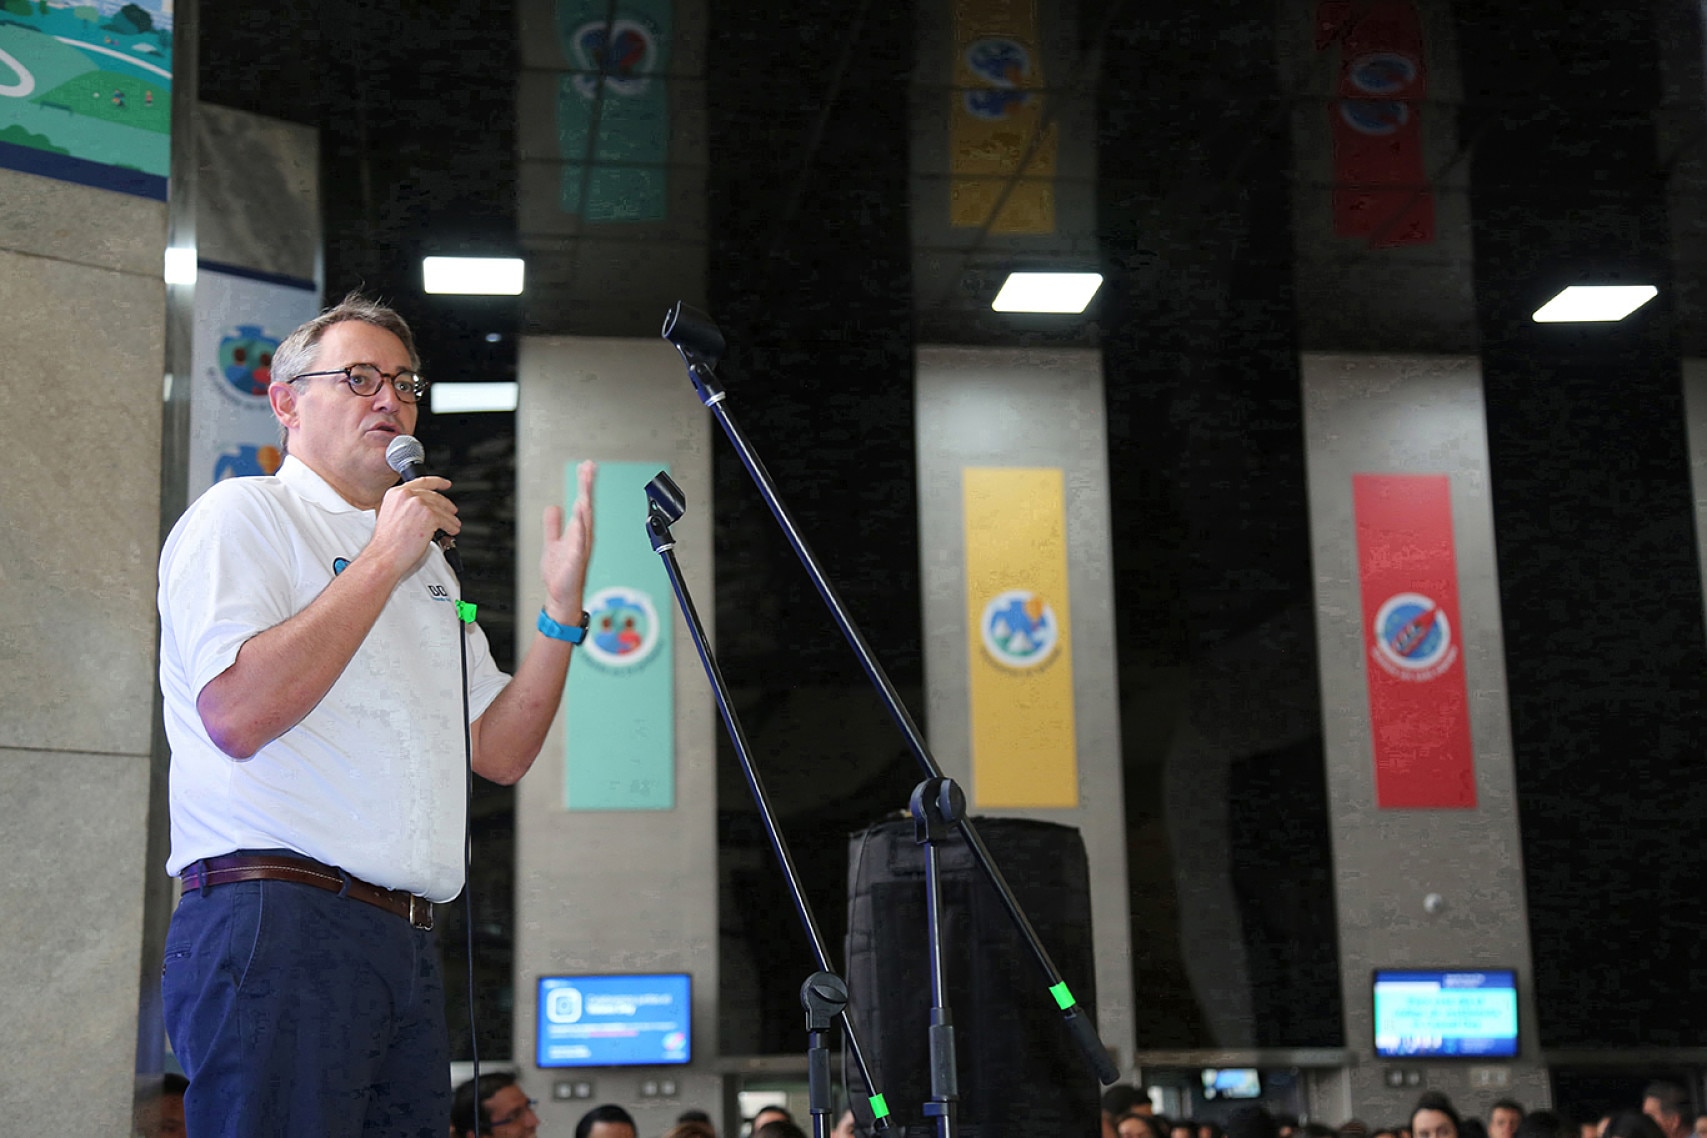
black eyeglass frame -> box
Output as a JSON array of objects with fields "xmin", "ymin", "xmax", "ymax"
[
  {"xmin": 292, "ymin": 363, "xmax": 430, "ymax": 403},
  {"xmin": 485, "ymin": 1097, "xmax": 540, "ymax": 1129}
]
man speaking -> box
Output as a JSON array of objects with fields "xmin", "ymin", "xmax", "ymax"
[{"xmin": 157, "ymin": 293, "xmax": 595, "ymax": 1136}]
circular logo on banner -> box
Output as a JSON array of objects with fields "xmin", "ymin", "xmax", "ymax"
[
  {"xmin": 980, "ymin": 589, "xmax": 1059, "ymax": 670},
  {"xmin": 1372, "ymin": 592, "xmax": 1455, "ymax": 679},
  {"xmin": 218, "ymin": 324, "xmax": 280, "ymax": 399},
  {"xmin": 1347, "ymin": 51, "xmax": 1418, "ymax": 96},
  {"xmin": 1339, "ymin": 98, "xmax": 1409, "ymax": 135},
  {"xmin": 569, "ymin": 18, "xmax": 656, "ymax": 98},
  {"xmin": 583, "ymin": 586, "xmax": 661, "ymax": 668},
  {"xmin": 962, "ymin": 37, "xmax": 1034, "ymax": 120}
]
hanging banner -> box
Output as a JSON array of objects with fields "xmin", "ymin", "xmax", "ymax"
[
  {"xmin": 555, "ymin": 0, "xmax": 671, "ymax": 221},
  {"xmin": 1353, "ymin": 473, "xmax": 1476, "ymax": 808},
  {"xmin": 188, "ymin": 263, "xmax": 320, "ymax": 506},
  {"xmin": 949, "ymin": 0, "xmax": 1056, "ymax": 234},
  {"xmin": 564, "ymin": 460, "xmax": 675, "ymax": 810},
  {"xmin": 1316, "ymin": 0, "xmax": 1433, "ymax": 247},
  {"xmin": 964, "ymin": 467, "xmax": 1077, "ymax": 807},
  {"xmin": 0, "ymin": 1, "xmax": 172, "ymax": 198}
]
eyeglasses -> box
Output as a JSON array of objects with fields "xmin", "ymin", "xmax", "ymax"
[
  {"xmin": 487, "ymin": 1098, "xmax": 539, "ymax": 1129},
  {"xmin": 293, "ymin": 363, "xmax": 429, "ymax": 403}
]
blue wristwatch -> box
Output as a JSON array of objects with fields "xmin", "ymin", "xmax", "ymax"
[{"xmin": 537, "ymin": 607, "xmax": 589, "ymax": 644}]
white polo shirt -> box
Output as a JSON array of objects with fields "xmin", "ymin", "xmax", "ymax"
[{"xmin": 158, "ymin": 456, "xmax": 510, "ymax": 901}]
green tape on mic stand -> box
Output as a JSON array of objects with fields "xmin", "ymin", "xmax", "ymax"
[{"xmin": 1050, "ymin": 981, "xmax": 1074, "ymax": 1010}]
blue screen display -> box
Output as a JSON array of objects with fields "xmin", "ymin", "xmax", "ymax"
[
  {"xmin": 1373, "ymin": 969, "xmax": 1518, "ymax": 1058},
  {"xmin": 536, "ymin": 973, "xmax": 692, "ymax": 1068}
]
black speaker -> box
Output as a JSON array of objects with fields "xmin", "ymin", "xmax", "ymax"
[{"xmin": 844, "ymin": 817, "xmax": 1101, "ymax": 1138}]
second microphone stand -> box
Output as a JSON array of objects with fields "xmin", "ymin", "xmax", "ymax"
[{"xmin": 642, "ymin": 475, "xmax": 892, "ymax": 1138}]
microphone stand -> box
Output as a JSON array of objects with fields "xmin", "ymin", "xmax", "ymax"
[
  {"xmin": 657, "ymin": 303, "xmax": 1119, "ymax": 1138},
  {"xmin": 642, "ymin": 475, "xmax": 892, "ymax": 1138}
]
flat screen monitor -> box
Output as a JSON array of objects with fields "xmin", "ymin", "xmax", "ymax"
[
  {"xmin": 1373, "ymin": 968, "xmax": 1519, "ymax": 1059},
  {"xmin": 1201, "ymin": 1068, "xmax": 1262, "ymax": 1100},
  {"xmin": 536, "ymin": 973, "xmax": 691, "ymax": 1068}
]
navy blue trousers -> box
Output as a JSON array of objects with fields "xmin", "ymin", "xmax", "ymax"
[{"xmin": 162, "ymin": 870, "xmax": 450, "ymax": 1137}]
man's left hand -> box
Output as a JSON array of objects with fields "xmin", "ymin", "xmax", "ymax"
[{"xmin": 541, "ymin": 460, "xmax": 596, "ymax": 623}]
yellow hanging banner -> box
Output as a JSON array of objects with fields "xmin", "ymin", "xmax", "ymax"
[
  {"xmin": 949, "ymin": 0, "xmax": 1058, "ymax": 234},
  {"xmin": 963, "ymin": 467, "xmax": 1077, "ymax": 807}
]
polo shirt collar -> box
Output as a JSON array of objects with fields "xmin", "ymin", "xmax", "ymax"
[{"xmin": 277, "ymin": 455, "xmax": 372, "ymax": 515}]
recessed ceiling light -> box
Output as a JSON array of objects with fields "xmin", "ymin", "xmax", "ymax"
[
  {"xmin": 1532, "ymin": 285, "xmax": 1657, "ymax": 323},
  {"xmin": 423, "ymin": 256, "xmax": 525, "ymax": 296},
  {"xmin": 430, "ymin": 382, "xmax": 519, "ymax": 414},
  {"xmin": 992, "ymin": 272, "xmax": 1104, "ymax": 314}
]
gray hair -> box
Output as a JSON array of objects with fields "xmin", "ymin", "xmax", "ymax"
[{"xmin": 271, "ymin": 290, "xmax": 422, "ymax": 452}]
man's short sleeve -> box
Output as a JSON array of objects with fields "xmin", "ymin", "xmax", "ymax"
[{"xmin": 159, "ymin": 484, "xmax": 297, "ymax": 700}]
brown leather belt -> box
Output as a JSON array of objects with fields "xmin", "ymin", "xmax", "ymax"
[{"xmin": 180, "ymin": 853, "xmax": 434, "ymax": 930}]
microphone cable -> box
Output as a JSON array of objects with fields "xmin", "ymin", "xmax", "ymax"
[{"xmin": 448, "ymin": 543, "xmax": 485, "ymax": 1121}]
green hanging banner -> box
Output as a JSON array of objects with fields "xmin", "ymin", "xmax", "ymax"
[
  {"xmin": 555, "ymin": 0, "xmax": 672, "ymax": 221},
  {"xmin": 563, "ymin": 460, "xmax": 676, "ymax": 810}
]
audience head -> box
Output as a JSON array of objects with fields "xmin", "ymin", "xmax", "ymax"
[
  {"xmin": 577, "ymin": 1103, "xmax": 639, "ymax": 1138},
  {"xmin": 1514, "ymin": 1109, "xmax": 1573, "ymax": 1138},
  {"xmin": 1173, "ymin": 1122, "xmax": 1200, "ymax": 1138},
  {"xmin": 134, "ymin": 1072, "xmax": 188, "ymax": 1138},
  {"xmin": 756, "ymin": 1121, "xmax": 809, "ymax": 1138},
  {"xmin": 1413, "ymin": 1091, "xmax": 1466, "ymax": 1138},
  {"xmin": 1227, "ymin": 1105, "xmax": 1281, "ymax": 1138},
  {"xmin": 1646, "ymin": 1085, "xmax": 1693, "ymax": 1138},
  {"xmin": 1202, "ymin": 1123, "xmax": 1228, "ymax": 1138},
  {"xmin": 752, "ymin": 1107, "xmax": 794, "ymax": 1133},
  {"xmin": 831, "ymin": 1107, "xmax": 858, "ymax": 1138},
  {"xmin": 1275, "ymin": 1116, "xmax": 1301, "ymax": 1138},
  {"xmin": 1464, "ymin": 1118, "xmax": 1490, "ymax": 1138},
  {"xmin": 1491, "ymin": 1102, "xmax": 1528, "ymax": 1138},
  {"xmin": 1692, "ymin": 1114, "xmax": 1707, "ymax": 1138},
  {"xmin": 1123, "ymin": 1113, "xmax": 1171, "ymax": 1138},
  {"xmin": 1611, "ymin": 1110, "xmax": 1671, "ymax": 1138},
  {"xmin": 666, "ymin": 1123, "xmax": 718, "ymax": 1138},
  {"xmin": 452, "ymin": 1072, "xmax": 539, "ymax": 1138}
]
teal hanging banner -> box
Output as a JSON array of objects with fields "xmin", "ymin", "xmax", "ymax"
[
  {"xmin": 564, "ymin": 460, "xmax": 676, "ymax": 809},
  {"xmin": 555, "ymin": 0, "xmax": 672, "ymax": 221}
]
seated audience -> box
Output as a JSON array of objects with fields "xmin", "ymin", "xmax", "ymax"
[
  {"xmin": 1227, "ymin": 1105, "xmax": 1281, "ymax": 1138},
  {"xmin": 678, "ymin": 1109, "xmax": 719, "ymax": 1137},
  {"xmin": 1608, "ymin": 1110, "xmax": 1670, "ymax": 1138},
  {"xmin": 756, "ymin": 1120, "xmax": 809, "ymax": 1138},
  {"xmin": 1491, "ymin": 1101, "xmax": 1527, "ymax": 1138},
  {"xmin": 1413, "ymin": 1091, "xmax": 1466, "ymax": 1138},
  {"xmin": 752, "ymin": 1106, "xmax": 795, "ymax": 1136},
  {"xmin": 1514, "ymin": 1109, "xmax": 1574, "ymax": 1138},
  {"xmin": 452, "ymin": 1072, "xmax": 539, "ymax": 1138},
  {"xmin": 1645, "ymin": 1084, "xmax": 1693, "ymax": 1138},
  {"xmin": 133, "ymin": 1072, "xmax": 188, "ymax": 1138},
  {"xmin": 577, "ymin": 1103, "xmax": 640, "ymax": 1138},
  {"xmin": 667, "ymin": 1123, "xmax": 718, "ymax": 1138}
]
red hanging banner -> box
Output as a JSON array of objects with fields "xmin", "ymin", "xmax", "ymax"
[
  {"xmin": 1316, "ymin": 0, "xmax": 1434, "ymax": 247},
  {"xmin": 1353, "ymin": 473, "xmax": 1476, "ymax": 808}
]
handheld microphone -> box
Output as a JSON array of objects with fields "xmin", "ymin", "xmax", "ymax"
[
  {"xmin": 385, "ymin": 434, "xmax": 429, "ymax": 483},
  {"xmin": 385, "ymin": 434, "xmax": 460, "ymax": 569}
]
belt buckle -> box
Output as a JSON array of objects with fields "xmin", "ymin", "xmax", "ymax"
[{"xmin": 408, "ymin": 893, "xmax": 433, "ymax": 931}]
